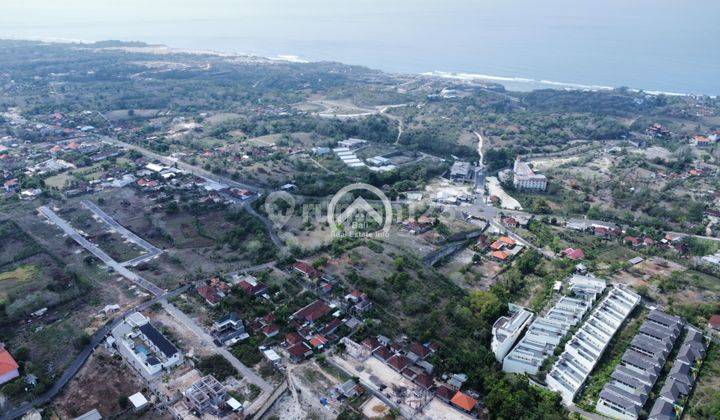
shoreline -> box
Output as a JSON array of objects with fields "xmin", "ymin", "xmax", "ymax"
[
  {"xmin": 421, "ymin": 71, "xmax": 692, "ymax": 97},
  {"xmin": 1, "ymin": 36, "xmax": 714, "ymax": 98}
]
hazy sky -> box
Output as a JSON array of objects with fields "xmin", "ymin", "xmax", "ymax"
[{"xmin": 2, "ymin": 1, "xmax": 718, "ymax": 94}]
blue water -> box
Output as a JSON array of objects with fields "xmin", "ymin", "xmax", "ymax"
[{"xmin": 1, "ymin": 0, "xmax": 719, "ymax": 95}]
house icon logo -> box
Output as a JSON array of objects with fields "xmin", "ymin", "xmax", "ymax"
[
  {"xmin": 264, "ymin": 190, "xmax": 295, "ymax": 228},
  {"xmin": 328, "ymin": 183, "xmax": 392, "ymax": 237}
]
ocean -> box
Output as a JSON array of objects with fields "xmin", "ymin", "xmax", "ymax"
[{"xmin": 2, "ymin": 0, "xmax": 719, "ymax": 95}]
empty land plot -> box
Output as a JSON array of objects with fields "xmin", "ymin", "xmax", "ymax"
[
  {"xmin": 361, "ymin": 396, "xmax": 390, "ymax": 419},
  {"xmin": 44, "ymin": 172, "xmax": 73, "ymax": 189},
  {"xmin": 92, "ymin": 231, "xmax": 147, "ymax": 262},
  {"xmin": 51, "ymin": 349, "xmax": 148, "ymax": 419},
  {"xmin": 0, "ymin": 220, "xmax": 43, "ymax": 265},
  {"xmin": 423, "ymin": 398, "xmax": 475, "ymax": 420}
]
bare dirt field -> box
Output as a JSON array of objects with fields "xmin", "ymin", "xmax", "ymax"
[
  {"xmin": 529, "ymin": 156, "xmax": 580, "ymax": 171},
  {"xmin": 51, "ymin": 348, "xmax": 148, "ymax": 419},
  {"xmin": 486, "ymin": 177, "xmax": 522, "ymax": 210},
  {"xmin": 422, "ymin": 398, "xmax": 474, "ymax": 420},
  {"xmin": 331, "ymin": 355, "xmax": 430, "ymax": 415},
  {"xmin": 360, "ymin": 395, "xmax": 391, "ymax": 419}
]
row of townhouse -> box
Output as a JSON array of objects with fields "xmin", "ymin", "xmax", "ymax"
[
  {"xmin": 547, "ymin": 285, "xmax": 641, "ymax": 405},
  {"xmin": 502, "ymin": 295, "xmax": 594, "ymax": 375},
  {"xmin": 595, "ymin": 310, "xmax": 684, "ymax": 419},
  {"xmin": 648, "ymin": 328, "xmax": 708, "ymax": 420}
]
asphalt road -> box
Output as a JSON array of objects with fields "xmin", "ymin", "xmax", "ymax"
[
  {"xmin": 104, "ymin": 137, "xmax": 260, "ymax": 192},
  {"xmin": 242, "ymin": 196, "xmax": 285, "ymax": 249},
  {"xmin": 38, "ymin": 206, "xmax": 165, "ymax": 297},
  {"xmin": 0, "ymin": 286, "xmax": 189, "ymax": 420},
  {"xmin": 225, "ymin": 260, "xmax": 277, "ymax": 280},
  {"xmin": 80, "ymin": 199, "xmax": 163, "ymax": 266},
  {"xmin": 105, "ymin": 137, "xmax": 287, "ymax": 251},
  {"xmin": 159, "ymin": 300, "xmax": 274, "ymax": 417}
]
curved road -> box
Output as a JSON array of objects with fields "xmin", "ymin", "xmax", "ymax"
[{"xmin": 105, "ymin": 137, "xmax": 287, "ymax": 251}]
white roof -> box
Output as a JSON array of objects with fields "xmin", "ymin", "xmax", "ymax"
[
  {"xmin": 129, "ymin": 392, "xmax": 149, "ymax": 408},
  {"xmin": 263, "ymin": 349, "xmax": 281, "ymax": 361},
  {"xmin": 74, "ymin": 409, "xmax": 102, "ymax": 420},
  {"xmin": 125, "ymin": 312, "xmax": 149, "ymax": 327},
  {"xmin": 145, "ymin": 163, "xmax": 164, "ymax": 172},
  {"xmin": 227, "ymin": 397, "xmax": 242, "ymax": 411},
  {"xmin": 203, "ymin": 180, "xmax": 227, "ymax": 191}
]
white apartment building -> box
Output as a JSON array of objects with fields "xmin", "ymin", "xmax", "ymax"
[
  {"xmin": 502, "ymin": 296, "xmax": 592, "ymax": 375},
  {"xmin": 111, "ymin": 312, "xmax": 183, "ymax": 379},
  {"xmin": 513, "ymin": 159, "xmax": 547, "ymax": 191},
  {"xmin": 491, "ymin": 307, "xmax": 534, "ymax": 362}
]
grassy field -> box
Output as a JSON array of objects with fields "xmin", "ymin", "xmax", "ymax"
[
  {"xmin": 0, "ymin": 264, "xmax": 39, "ymax": 283},
  {"xmin": 0, "ymin": 264, "xmax": 40, "ymax": 304},
  {"xmin": 44, "ymin": 172, "xmax": 72, "ymax": 189},
  {"xmin": 686, "ymin": 342, "xmax": 720, "ymax": 419}
]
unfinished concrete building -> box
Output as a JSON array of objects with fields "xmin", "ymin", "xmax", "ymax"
[{"xmin": 184, "ymin": 375, "xmax": 230, "ymax": 416}]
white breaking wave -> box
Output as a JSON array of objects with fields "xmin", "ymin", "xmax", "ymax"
[
  {"xmin": 422, "ymin": 70, "xmax": 690, "ymax": 96},
  {"xmin": 0, "ymin": 36, "xmax": 698, "ymax": 96},
  {"xmin": 271, "ymin": 54, "xmax": 309, "ymax": 63}
]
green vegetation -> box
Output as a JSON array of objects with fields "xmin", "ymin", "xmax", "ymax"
[
  {"xmin": 230, "ymin": 336, "xmax": 265, "ymax": 367},
  {"xmin": 688, "ymin": 343, "xmax": 720, "ymax": 419},
  {"xmin": 196, "ymin": 354, "xmax": 239, "ymax": 381},
  {"xmin": 0, "ymin": 265, "xmax": 39, "ymax": 283}
]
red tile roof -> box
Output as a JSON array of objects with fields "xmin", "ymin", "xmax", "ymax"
[
  {"xmin": 320, "ymin": 319, "xmax": 342, "ymax": 335},
  {"xmin": 451, "ymin": 391, "xmax": 478, "ymax": 412},
  {"xmin": 409, "ymin": 342, "xmax": 431, "ymax": 358},
  {"xmin": 285, "ymin": 332, "xmax": 303, "ymax": 346},
  {"xmin": 499, "ymin": 236, "xmax": 516, "ymax": 246},
  {"xmin": 491, "ymin": 250, "xmax": 510, "ymax": 260},
  {"xmin": 293, "ymin": 261, "xmax": 321, "ymax": 278},
  {"xmin": 435, "ymin": 385, "xmax": 454, "ymax": 401},
  {"xmin": 373, "ymin": 346, "xmax": 393, "ymax": 361},
  {"xmin": 287, "ymin": 342, "xmax": 312, "ymax": 358},
  {"xmin": 387, "ymin": 355, "xmax": 410, "ymax": 372},
  {"xmin": 238, "ymin": 280, "xmax": 268, "ymax": 296},
  {"xmin": 0, "ymin": 347, "xmax": 19, "ymax": 378},
  {"xmin": 263, "ymin": 313, "xmax": 277, "ymax": 324},
  {"xmin": 362, "ymin": 337, "xmax": 381, "ymax": 351},
  {"xmin": 490, "ymin": 240, "xmax": 504, "ymax": 251},
  {"xmin": 262, "ymin": 324, "xmax": 279, "ymax": 337},
  {"xmin": 625, "ymin": 236, "xmax": 641, "ymax": 246},
  {"xmin": 310, "ymin": 335, "xmax": 329, "ymax": 348},
  {"xmin": 293, "ymin": 299, "xmax": 331, "ymax": 322},
  {"xmin": 414, "ymin": 373, "xmax": 434, "ymax": 389},
  {"xmin": 709, "ymin": 314, "xmax": 720, "ymax": 330},
  {"xmin": 197, "ymin": 285, "xmax": 221, "ymax": 305},
  {"xmin": 563, "ymin": 247, "xmax": 585, "ymax": 261}
]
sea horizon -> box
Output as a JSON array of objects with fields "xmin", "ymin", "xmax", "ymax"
[
  {"xmin": 2, "ymin": 36, "xmax": 712, "ymax": 99},
  {"xmin": 1, "ymin": 0, "xmax": 718, "ymax": 97}
]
